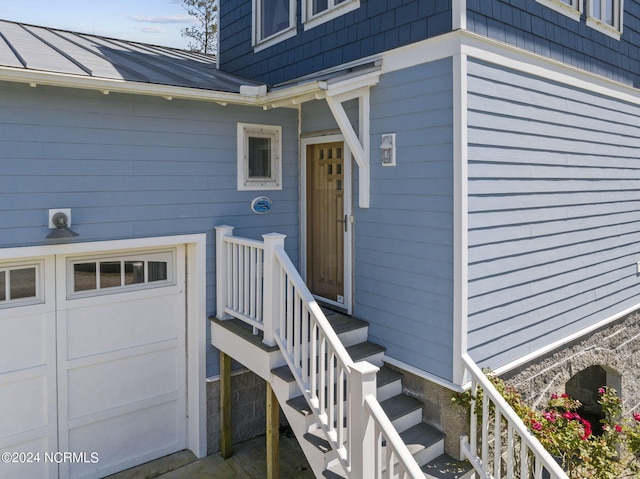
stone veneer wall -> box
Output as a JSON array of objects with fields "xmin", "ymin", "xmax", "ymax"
[
  {"xmin": 500, "ymin": 309, "xmax": 640, "ymax": 415},
  {"xmin": 397, "ymin": 366, "xmax": 469, "ymax": 459}
]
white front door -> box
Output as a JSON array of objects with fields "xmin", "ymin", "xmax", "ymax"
[{"xmin": 0, "ymin": 247, "xmax": 187, "ymax": 479}]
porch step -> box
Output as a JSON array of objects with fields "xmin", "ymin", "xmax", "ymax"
[
  {"xmin": 398, "ymin": 423, "xmax": 445, "ymax": 466},
  {"xmin": 380, "ymin": 394, "xmax": 424, "ymax": 433},
  {"xmin": 422, "ymin": 454, "xmax": 474, "ymax": 479}
]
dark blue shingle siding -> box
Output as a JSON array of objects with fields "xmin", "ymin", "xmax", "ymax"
[
  {"xmin": 219, "ymin": 0, "xmax": 452, "ymax": 85},
  {"xmin": 467, "ymin": 0, "xmax": 640, "ymax": 89}
]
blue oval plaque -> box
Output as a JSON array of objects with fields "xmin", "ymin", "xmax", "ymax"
[{"xmin": 251, "ymin": 196, "xmax": 273, "ymax": 214}]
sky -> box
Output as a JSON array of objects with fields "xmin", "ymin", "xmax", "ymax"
[{"xmin": 1, "ymin": 0, "xmax": 196, "ymax": 49}]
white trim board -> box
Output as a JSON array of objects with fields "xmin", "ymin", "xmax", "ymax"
[
  {"xmin": 378, "ymin": 30, "xmax": 640, "ymax": 107},
  {"xmin": 0, "ymin": 234, "xmax": 208, "ymax": 459},
  {"xmin": 492, "ymin": 301, "xmax": 640, "ymax": 377}
]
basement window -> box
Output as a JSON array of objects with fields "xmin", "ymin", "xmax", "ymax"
[
  {"xmin": 237, "ymin": 123, "xmax": 282, "ymax": 191},
  {"xmin": 586, "ymin": 0, "xmax": 623, "ymax": 39},
  {"xmin": 536, "ymin": 0, "xmax": 583, "ymax": 21}
]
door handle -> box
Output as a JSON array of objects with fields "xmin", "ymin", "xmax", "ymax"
[{"xmin": 336, "ymin": 215, "xmax": 348, "ymax": 232}]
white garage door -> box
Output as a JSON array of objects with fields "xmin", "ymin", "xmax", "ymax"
[{"xmin": 0, "ymin": 246, "xmax": 187, "ymax": 479}]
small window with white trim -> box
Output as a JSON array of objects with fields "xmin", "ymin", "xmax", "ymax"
[
  {"xmin": 237, "ymin": 123, "xmax": 282, "ymax": 191},
  {"xmin": 303, "ymin": 0, "xmax": 360, "ymax": 30},
  {"xmin": 536, "ymin": 0, "xmax": 583, "ymax": 21},
  {"xmin": 586, "ymin": 0, "xmax": 623, "ymax": 38},
  {"xmin": 68, "ymin": 250, "xmax": 175, "ymax": 297},
  {"xmin": 0, "ymin": 262, "xmax": 43, "ymax": 308},
  {"xmin": 253, "ymin": 0, "xmax": 296, "ymax": 51}
]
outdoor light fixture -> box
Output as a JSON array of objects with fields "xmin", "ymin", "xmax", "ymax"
[
  {"xmin": 380, "ymin": 133, "xmax": 396, "ymax": 166},
  {"xmin": 47, "ymin": 210, "xmax": 79, "ymax": 239}
]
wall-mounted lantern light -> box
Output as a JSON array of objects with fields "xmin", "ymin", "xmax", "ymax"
[
  {"xmin": 47, "ymin": 209, "xmax": 79, "ymax": 239},
  {"xmin": 380, "ymin": 133, "xmax": 396, "ymax": 166}
]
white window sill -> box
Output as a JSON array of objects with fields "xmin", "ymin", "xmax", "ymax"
[
  {"xmin": 253, "ymin": 27, "xmax": 297, "ymax": 53},
  {"xmin": 586, "ymin": 16, "xmax": 622, "ymax": 40},
  {"xmin": 303, "ymin": 0, "xmax": 359, "ymax": 31},
  {"xmin": 536, "ymin": 0, "xmax": 582, "ymax": 21}
]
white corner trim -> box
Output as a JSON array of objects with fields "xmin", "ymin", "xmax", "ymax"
[
  {"xmin": 452, "ymin": 52, "xmax": 469, "ymax": 387},
  {"xmin": 492, "ymin": 301, "xmax": 640, "ymax": 377},
  {"xmin": 452, "ymin": 0, "xmax": 467, "ymax": 30},
  {"xmin": 383, "ymin": 356, "xmax": 465, "ymax": 393}
]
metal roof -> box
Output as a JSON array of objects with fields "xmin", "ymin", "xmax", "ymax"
[{"xmin": 0, "ymin": 19, "xmax": 261, "ymax": 93}]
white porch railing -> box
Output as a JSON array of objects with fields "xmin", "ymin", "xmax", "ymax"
[
  {"xmin": 215, "ymin": 225, "xmax": 424, "ymax": 479},
  {"xmin": 461, "ymin": 353, "xmax": 569, "ymax": 479}
]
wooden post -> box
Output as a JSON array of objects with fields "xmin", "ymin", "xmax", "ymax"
[
  {"xmin": 220, "ymin": 351, "xmax": 233, "ymax": 459},
  {"xmin": 266, "ymin": 382, "xmax": 280, "ymax": 479}
]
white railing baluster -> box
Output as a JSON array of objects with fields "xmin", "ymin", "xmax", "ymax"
[
  {"xmin": 482, "ymin": 394, "xmax": 490, "ymax": 468},
  {"xmin": 507, "ymin": 423, "xmax": 514, "ymax": 479},
  {"xmin": 461, "ymin": 354, "xmax": 569, "ymax": 479},
  {"xmin": 319, "ymin": 333, "xmax": 326, "ymax": 416},
  {"xmin": 494, "ymin": 409, "xmax": 502, "ymax": 479}
]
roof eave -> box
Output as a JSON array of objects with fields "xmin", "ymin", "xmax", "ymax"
[{"xmin": 0, "ymin": 66, "xmax": 266, "ymax": 106}]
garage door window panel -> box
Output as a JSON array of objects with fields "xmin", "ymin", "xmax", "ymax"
[
  {"xmin": 0, "ymin": 263, "xmax": 42, "ymax": 307},
  {"xmin": 70, "ymin": 251, "xmax": 175, "ymax": 297}
]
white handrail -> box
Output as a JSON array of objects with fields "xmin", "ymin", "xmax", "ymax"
[
  {"xmin": 461, "ymin": 353, "xmax": 569, "ymax": 479},
  {"xmin": 215, "ymin": 226, "xmax": 424, "ymax": 479},
  {"xmin": 365, "ymin": 395, "xmax": 426, "ymax": 479}
]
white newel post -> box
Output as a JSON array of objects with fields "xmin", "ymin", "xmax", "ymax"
[
  {"xmin": 349, "ymin": 361, "xmax": 379, "ymax": 479},
  {"xmin": 215, "ymin": 225, "xmax": 234, "ymax": 320},
  {"xmin": 262, "ymin": 233, "xmax": 286, "ymax": 347}
]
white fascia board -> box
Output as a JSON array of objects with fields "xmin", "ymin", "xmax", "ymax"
[{"xmin": 0, "ymin": 67, "xmax": 264, "ymax": 106}]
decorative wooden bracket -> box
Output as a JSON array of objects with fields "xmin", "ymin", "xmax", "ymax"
[{"xmin": 325, "ymin": 89, "xmax": 370, "ymax": 208}]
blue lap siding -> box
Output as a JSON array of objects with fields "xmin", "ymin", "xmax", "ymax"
[
  {"xmin": 466, "ymin": 59, "xmax": 640, "ymax": 370},
  {"xmin": 356, "ymin": 59, "xmax": 455, "ymax": 381},
  {"xmin": 0, "ymin": 81, "xmax": 299, "ymax": 376}
]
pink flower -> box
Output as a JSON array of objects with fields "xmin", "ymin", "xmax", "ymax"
[
  {"xmin": 551, "ymin": 393, "xmax": 558, "ymax": 399},
  {"xmin": 563, "ymin": 412, "xmax": 576, "ymax": 420},
  {"xmin": 598, "ymin": 388, "xmax": 606, "ymax": 394},
  {"xmin": 543, "ymin": 411, "xmax": 556, "ymax": 422},
  {"xmin": 615, "ymin": 424, "xmax": 623, "ymax": 433},
  {"xmin": 580, "ymin": 418, "xmax": 592, "ymax": 439},
  {"xmin": 633, "ymin": 413, "xmax": 640, "ymax": 422},
  {"xmin": 531, "ymin": 420, "xmax": 543, "ymax": 431},
  {"xmin": 561, "ymin": 393, "xmax": 569, "ymax": 398}
]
